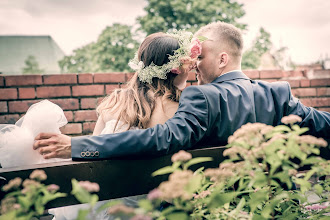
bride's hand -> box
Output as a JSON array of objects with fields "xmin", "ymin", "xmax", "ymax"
[{"xmin": 33, "ymin": 133, "xmax": 71, "ymax": 159}]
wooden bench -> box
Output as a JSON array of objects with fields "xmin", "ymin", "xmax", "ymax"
[{"xmin": 0, "ymin": 146, "xmax": 226, "ymax": 211}]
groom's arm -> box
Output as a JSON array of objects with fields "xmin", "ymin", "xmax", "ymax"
[{"xmin": 71, "ymin": 86, "xmax": 211, "ymax": 160}]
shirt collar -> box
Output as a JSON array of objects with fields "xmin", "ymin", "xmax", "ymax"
[{"xmin": 211, "ymin": 70, "xmax": 250, "ymax": 84}]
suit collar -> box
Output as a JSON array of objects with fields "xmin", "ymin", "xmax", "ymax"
[{"xmin": 211, "ymin": 71, "xmax": 250, "ymax": 83}]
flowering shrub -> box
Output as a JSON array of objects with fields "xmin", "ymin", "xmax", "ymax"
[
  {"xmin": 108, "ymin": 115, "xmax": 330, "ymax": 219},
  {"xmin": 1, "ymin": 115, "xmax": 329, "ymax": 219},
  {"xmin": 0, "ymin": 170, "xmax": 66, "ymax": 220}
]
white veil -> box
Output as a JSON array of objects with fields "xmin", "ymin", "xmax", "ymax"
[{"xmin": 0, "ymin": 100, "xmax": 70, "ymax": 168}]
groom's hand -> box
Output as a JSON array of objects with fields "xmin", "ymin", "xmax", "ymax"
[{"xmin": 33, "ymin": 133, "xmax": 71, "ymax": 159}]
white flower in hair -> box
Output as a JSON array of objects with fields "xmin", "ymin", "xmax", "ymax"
[{"xmin": 128, "ymin": 30, "xmax": 207, "ymax": 84}]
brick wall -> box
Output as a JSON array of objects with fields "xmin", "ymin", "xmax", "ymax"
[{"xmin": 0, "ymin": 70, "xmax": 329, "ymax": 136}]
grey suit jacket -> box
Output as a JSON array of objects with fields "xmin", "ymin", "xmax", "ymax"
[{"xmin": 71, "ymin": 71, "xmax": 330, "ymax": 160}]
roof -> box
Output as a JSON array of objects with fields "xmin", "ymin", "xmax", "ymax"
[{"xmin": 0, "ymin": 35, "xmax": 65, "ymax": 75}]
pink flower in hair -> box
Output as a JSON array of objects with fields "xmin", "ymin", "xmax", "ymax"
[
  {"xmin": 190, "ymin": 38, "xmax": 202, "ymax": 59},
  {"xmin": 171, "ymin": 68, "xmax": 181, "ymax": 74}
]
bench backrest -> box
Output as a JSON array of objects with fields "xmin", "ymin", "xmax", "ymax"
[{"xmin": 0, "ymin": 146, "xmax": 226, "ymax": 209}]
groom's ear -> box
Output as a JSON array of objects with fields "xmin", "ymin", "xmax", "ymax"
[{"xmin": 218, "ymin": 52, "xmax": 229, "ymax": 68}]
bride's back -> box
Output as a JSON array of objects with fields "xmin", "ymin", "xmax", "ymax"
[{"xmin": 96, "ymin": 32, "xmax": 182, "ymax": 133}]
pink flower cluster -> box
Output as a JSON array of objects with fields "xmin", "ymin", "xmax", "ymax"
[
  {"xmin": 30, "ymin": 170, "xmax": 47, "ymax": 181},
  {"xmin": 305, "ymin": 204, "xmax": 328, "ymax": 211},
  {"xmin": 171, "ymin": 37, "xmax": 202, "ymax": 74},
  {"xmin": 190, "ymin": 38, "xmax": 202, "ymax": 59},
  {"xmin": 78, "ymin": 181, "xmax": 100, "ymax": 193}
]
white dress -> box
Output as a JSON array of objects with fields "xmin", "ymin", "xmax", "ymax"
[{"xmin": 49, "ymin": 119, "xmax": 144, "ymax": 220}]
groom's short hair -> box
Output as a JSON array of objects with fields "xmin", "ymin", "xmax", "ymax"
[{"xmin": 195, "ymin": 22, "xmax": 244, "ymax": 58}]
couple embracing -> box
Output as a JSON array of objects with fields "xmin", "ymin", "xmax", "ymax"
[{"xmin": 34, "ymin": 21, "xmax": 330, "ymax": 161}]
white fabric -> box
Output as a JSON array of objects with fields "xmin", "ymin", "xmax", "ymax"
[
  {"xmin": 101, "ymin": 119, "xmax": 139, "ymax": 134},
  {"xmin": 0, "ymin": 100, "xmax": 70, "ymax": 168}
]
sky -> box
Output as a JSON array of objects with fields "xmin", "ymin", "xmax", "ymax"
[{"xmin": 0, "ymin": 0, "xmax": 329, "ymax": 65}]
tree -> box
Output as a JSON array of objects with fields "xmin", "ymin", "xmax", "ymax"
[
  {"xmin": 22, "ymin": 55, "xmax": 44, "ymax": 74},
  {"xmin": 59, "ymin": 23, "xmax": 139, "ymax": 73},
  {"xmin": 137, "ymin": 0, "xmax": 247, "ymax": 35},
  {"xmin": 242, "ymin": 27, "xmax": 272, "ymax": 69}
]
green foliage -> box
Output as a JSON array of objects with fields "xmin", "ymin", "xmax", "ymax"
[
  {"xmin": 22, "ymin": 55, "xmax": 44, "ymax": 74},
  {"xmin": 242, "ymin": 27, "xmax": 272, "ymax": 70},
  {"xmin": 116, "ymin": 119, "xmax": 329, "ymax": 219},
  {"xmin": 138, "ymin": 0, "xmax": 247, "ymax": 35},
  {"xmin": 59, "ymin": 23, "xmax": 139, "ymax": 73},
  {"xmin": 0, "ymin": 170, "xmax": 66, "ymax": 219}
]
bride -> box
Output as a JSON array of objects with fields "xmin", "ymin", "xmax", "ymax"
[
  {"xmin": 94, "ymin": 31, "xmax": 193, "ymax": 136},
  {"xmin": 50, "ymin": 31, "xmax": 200, "ymax": 219}
]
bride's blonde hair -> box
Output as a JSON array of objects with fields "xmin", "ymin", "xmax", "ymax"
[{"xmin": 97, "ymin": 32, "xmax": 182, "ymax": 131}]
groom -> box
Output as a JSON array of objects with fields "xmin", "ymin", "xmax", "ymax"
[{"xmin": 34, "ymin": 22, "xmax": 330, "ymax": 160}]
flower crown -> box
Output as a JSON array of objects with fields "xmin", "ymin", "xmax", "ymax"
[{"xmin": 128, "ymin": 30, "xmax": 206, "ymax": 84}]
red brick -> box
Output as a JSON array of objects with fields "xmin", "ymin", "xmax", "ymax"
[
  {"xmin": 36, "ymin": 86, "xmax": 71, "ymax": 98},
  {"xmin": 72, "ymin": 85, "xmax": 104, "ymax": 97},
  {"xmin": 291, "ymin": 88, "xmax": 317, "ymax": 97},
  {"xmin": 0, "ymin": 114, "xmax": 20, "ymax": 124},
  {"xmin": 126, "ymin": 72, "xmax": 135, "ymax": 81},
  {"xmin": 105, "ymin": 84, "xmax": 120, "ymax": 94},
  {"xmin": 60, "ymin": 123, "xmax": 82, "ymax": 134},
  {"xmin": 97, "ymin": 97, "xmax": 105, "ymax": 105},
  {"xmin": 74, "ymin": 110, "xmax": 97, "ymax": 122},
  {"xmin": 0, "ymin": 102, "xmax": 7, "ymax": 113},
  {"xmin": 285, "ymin": 80, "xmax": 300, "ymax": 88},
  {"xmin": 317, "ymin": 88, "xmax": 330, "ymax": 96},
  {"xmin": 8, "ymin": 100, "xmax": 39, "ymax": 113},
  {"xmin": 310, "ymin": 79, "xmax": 330, "ymax": 87},
  {"xmin": 64, "ymin": 111, "xmax": 74, "ymax": 122},
  {"xmin": 300, "ymin": 79, "xmax": 310, "ymax": 87},
  {"xmin": 43, "ymin": 74, "xmax": 77, "ymax": 85},
  {"xmin": 94, "ymin": 73, "xmax": 126, "ymax": 83},
  {"xmin": 49, "ymin": 99, "xmax": 79, "ymax": 110},
  {"xmin": 0, "ymin": 88, "xmax": 17, "ymax": 100},
  {"xmin": 244, "ymin": 70, "xmax": 259, "ymax": 79},
  {"xmin": 285, "ymin": 70, "xmax": 304, "ymax": 78},
  {"xmin": 81, "ymin": 98, "xmax": 98, "ymax": 109},
  {"xmin": 263, "ymin": 79, "xmax": 278, "ymax": 83},
  {"xmin": 187, "ymin": 71, "xmax": 196, "ymax": 81},
  {"xmin": 318, "ymin": 107, "xmax": 330, "ymax": 113},
  {"xmin": 83, "ymin": 122, "xmax": 96, "ymax": 134},
  {"xmin": 300, "ymin": 98, "xmax": 312, "ymax": 107},
  {"xmin": 18, "ymin": 88, "xmax": 35, "ymax": 99},
  {"xmin": 78, "ymin": 73, "xmax": 93, "ymax": 84},
  {"xmin": 259, "ymin": 70, "xmax": 284, "ymax": 79},
  {"xmin": 5, "ymin": 75, "xmax": 42, "ymax": 86},
  {"xmin": 0, "ymin": 76, "xmax": 4, "ymax": 87},
  {"xmin": 309, "ymin": 98, "xmax": 330, "ymax": 107}
]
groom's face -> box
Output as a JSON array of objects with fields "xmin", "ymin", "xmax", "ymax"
[{"xmin": 196, "ymin": 40, "xmax": 220, "ymax": 85}]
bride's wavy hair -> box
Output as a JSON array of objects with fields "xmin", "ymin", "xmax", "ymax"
[{"xmin": 97, "ymin": 32, "xmax": 182, "ymax": 131}]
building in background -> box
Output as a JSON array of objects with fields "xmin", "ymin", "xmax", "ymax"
[{"xmin": 0, "ymin": 36, "xmax": 65, "ymax": 75}]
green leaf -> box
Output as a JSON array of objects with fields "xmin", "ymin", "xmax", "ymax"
[
  {"xmin": 152, "ymin": 166, "xmax": 177, "ymax": 177},
  {"xmin": 185, "ymin": 174, "xmax": 203, "ymax": 194},
  {"xmin": 17, "ymin": 195, "xmax": 32, "ymax": 210},
  {"xmin": 209, "ymin": 192, "xmax": 237, "ymax": 208},
  {"xmin": 183, "ymin": 157, "xmax": 213, "ymax": 170},
  {"xmin": 196, "ymin": 35, "xmax": 208, "ymax": 42},
  {"xmin": 76, "ymin": 209, "xmax": 90, "ymax": 220},
  {"xmin": 138, "ymin": 199, "xmax": 154, "ymax": 212},
  {"xmin": 273, "ymin": 125, "xmax": 291, "ymax": 133},
  {"xmin": 314, "ymin": 184, "xmax": 323, "ymax": 195},
  {"xmin": 71, "ymin": 179, "xmax": 94, "ymax": 204},
  {"xmin": 230, "ymin": 197, "xmax": 246, "ymax": 215},
  {"xmin": 96, "ymin": 200, "xmax": 122, "ymax": 214},
  {"xmin": 166, "ymin": 212, "xmax": 189, "ymax": 220},
  {"xmin": 249, "ymin": 189, "xmax": 268, "ymax": 212}
]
